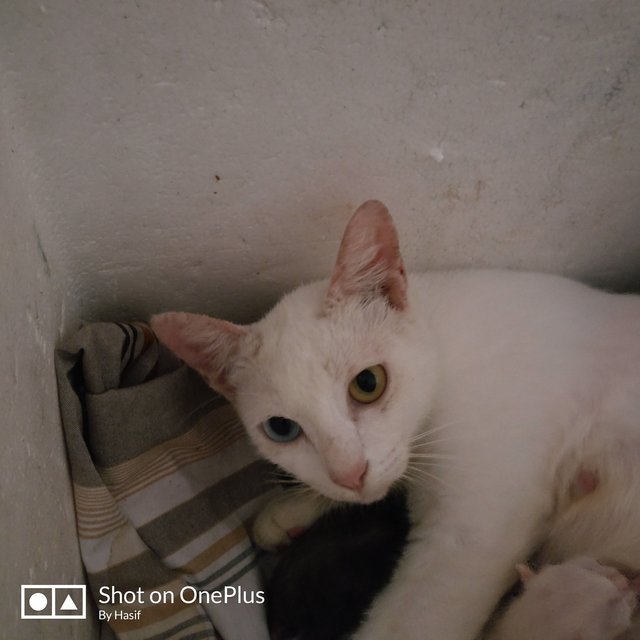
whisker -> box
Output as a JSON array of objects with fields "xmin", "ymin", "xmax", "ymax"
[
  {"xmin": 410, "ymin": 421, "xmax": 461, "ymax": 441},
  {"xmin": 410, "ymin": 436, "xmax": 461, "ymax": 449},
  {"xmin": 408, "ymin": 461, "xmax": 458, "ymax": 471},
  {"xmin": 267, "ymin": 472, "xmax": 300, "ymax": 483},
  {"xmin": 269, "ymin": 480, "xmax": 307, "ymax": 487},
  {"xmin": 409, "ymin": 452, "xmax": 458, "ymax": 460},
  {"xmin": 287, "ymin": 484, "xmax": 330, "ymax": 505},
  {"xmin": 404, "ymin": 464, "xmax": 455, "ymax": 491},
  {"xmin": 269, "ymin": 484, "xmax": 312, "ymax": 500},
  {"xmin": 401, "ymin": 471, "xmax": 443, "ymax": 496},
  {"xmin": 284, "ymin": 480, "xmax": 311, "ymax": 490},
  {"xmin": 290, "ymin": 488, "xmax": 315, "ymax": 499},
  {"xmin": 407, "ymin": 460, "xmax": 453, "ymax": 470}
]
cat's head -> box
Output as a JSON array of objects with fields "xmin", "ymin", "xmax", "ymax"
[{"xmin": 151, "ymin": 201, "xmax": 437, "ymax": 503}]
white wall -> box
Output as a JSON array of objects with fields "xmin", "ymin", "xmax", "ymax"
[
  {"xmin": 3, "ymin": 0, "xmax": 640, "ymax": 327},
  {"xmin": 1, "ymin": 0, "xmax": 639, "ymax": 635},
  {"xmin": 0, "ymin": 87, "xmax": 95, "ymax": 636}
]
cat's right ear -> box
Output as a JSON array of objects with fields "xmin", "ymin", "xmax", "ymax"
[
  {"xmin": 325, "ymin": 200, "xmax": 408, "ymax": 312},
  {"xmin": 150, "ymin": 312, "xmax": 246, "ymax": 398}
]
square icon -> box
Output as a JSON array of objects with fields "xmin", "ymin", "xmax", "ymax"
[{"xmin": 21, "ymin": 585, "xmax": 86, "ymax": 619}]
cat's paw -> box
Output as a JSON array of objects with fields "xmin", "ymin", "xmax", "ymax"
[
  {"xmin": 252, "ymin": 491, "xmax": 330, "ymax": 551},
  {"xmin": 558, "ymin": 557, "xmax": 637, "ymax": 638},
  {"xmin": 500, "ymin": 557, "xmax": 638, "ymax": 640}
]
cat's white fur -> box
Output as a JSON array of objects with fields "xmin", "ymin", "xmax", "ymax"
[
  {"xmin": 489, "ymin": 557, "xmax": 637, "ymax": 640},
  {"xmin": 151, "ymin": 201, "xmax": 640, "ymax": 640}
]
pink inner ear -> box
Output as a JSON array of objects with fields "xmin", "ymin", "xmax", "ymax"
[
  {"xmin": 150, "ymin": 312, "xmax": 246, "ymax": 397},
  {"xmin": 326, "ymin": 200, "xmax": 408, "ymax": 311}
]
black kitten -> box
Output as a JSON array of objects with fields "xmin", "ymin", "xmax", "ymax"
[{"xmin": 265, "ymin": 489, "xmax": 409, "ymax": 640}]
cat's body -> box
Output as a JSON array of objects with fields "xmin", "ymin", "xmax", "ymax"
[
  {"xmin": 261, "ymin": 468, "xmax": 639, "ymax": 640},
  {"xmin": 151, "ymin": 201, "xmax": 640, "ymax": 640}
]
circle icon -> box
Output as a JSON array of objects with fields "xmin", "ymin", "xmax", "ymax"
[{"xmin": 29, "ymin": 592, "xmax": 48, "ymax": 612}]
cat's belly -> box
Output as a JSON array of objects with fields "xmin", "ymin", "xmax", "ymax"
[{"xmin": 541, "ymin": 351, "xmax": 640, "ymax": 573}]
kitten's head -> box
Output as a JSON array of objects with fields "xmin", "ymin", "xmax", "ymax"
[{"xmin": 151, "ymin": 201, "xmax": 437, "ymax": 503}]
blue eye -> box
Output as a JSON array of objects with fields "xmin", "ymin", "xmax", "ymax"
[{"xmin": 262, "ymin": 417, "xmax": 302, "ymax": 443}]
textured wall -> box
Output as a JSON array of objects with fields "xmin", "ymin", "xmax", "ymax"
[
  {"xmin": 1, "ymin": 0, "xmax": 639, "ymax": 636},
  {"xmin": 0, "ymin": 95, "xmax": 95, "ymax": 636},
  {"xmin": 3, "ymin": 0, "xmax": 639, "ymax": 326}
]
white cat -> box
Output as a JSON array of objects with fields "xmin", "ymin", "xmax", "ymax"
[{"xmin": 151, "ymin": 200, "xmax": 640, "ymax": 640}]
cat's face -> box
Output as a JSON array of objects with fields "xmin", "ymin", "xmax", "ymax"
[
  {"xmin": 152, "ymin": 201, "xmax": 436, "ymax": 503},
  {"xmin": 229, "ymin": 285, "xmax": 435, "ymax": 502}
]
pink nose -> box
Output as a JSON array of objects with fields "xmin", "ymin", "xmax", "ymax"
[{"xmin": 330, "ymin": 460, "xmax": 368, "ymax": 491}]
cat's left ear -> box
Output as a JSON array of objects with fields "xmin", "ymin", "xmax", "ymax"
[
  {"xmin": 325, "ymin": 200, "xmax": 408, "ymax": 311},
  {"xmin": 150, "ymin": 311, "xmax": 246, "ymax": 398}
]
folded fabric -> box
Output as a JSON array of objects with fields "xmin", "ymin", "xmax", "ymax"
[{"xmin": 55, "ymin": 321, "xmax": 277, "ymax": 640}]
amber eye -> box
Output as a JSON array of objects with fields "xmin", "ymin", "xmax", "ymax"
[{"xmin": 348, "ymin": 365, "xmax": 387, "ymax": 404}]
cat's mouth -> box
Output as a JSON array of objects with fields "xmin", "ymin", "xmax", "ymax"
[
  {"xmin": 330, "ymin": 453, "xmax": 409, "ymax": 504},
  {"xmin": 326, "ymin": 479, "xmax": 395, "ymax": 505}
]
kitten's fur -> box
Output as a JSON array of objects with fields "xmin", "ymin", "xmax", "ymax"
[
  {"xmin": 266, "ymin": 489, "xmax": 409, "ymax": 640},
  {"xmin": 151, "ymin": 201, "xmax": 640, "ymax": 639}
]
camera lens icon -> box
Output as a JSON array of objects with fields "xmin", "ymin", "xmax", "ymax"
[{"xmin": 28, "ymin": 592, "xmax": 49, "ymax": 612}]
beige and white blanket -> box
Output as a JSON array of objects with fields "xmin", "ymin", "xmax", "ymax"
[{"xmin": 55, "ymin": 321, "xmax": 276, "ymax": 640}]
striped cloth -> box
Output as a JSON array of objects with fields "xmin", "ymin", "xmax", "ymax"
[{"xmin": 55, "ymin": 322, "xmax": 277, "ymax": 640}]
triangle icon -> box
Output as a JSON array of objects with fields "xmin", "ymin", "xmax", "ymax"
[{"xmin": 60, "ymin": 594, "xmax": 78, "ymax": 611}]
